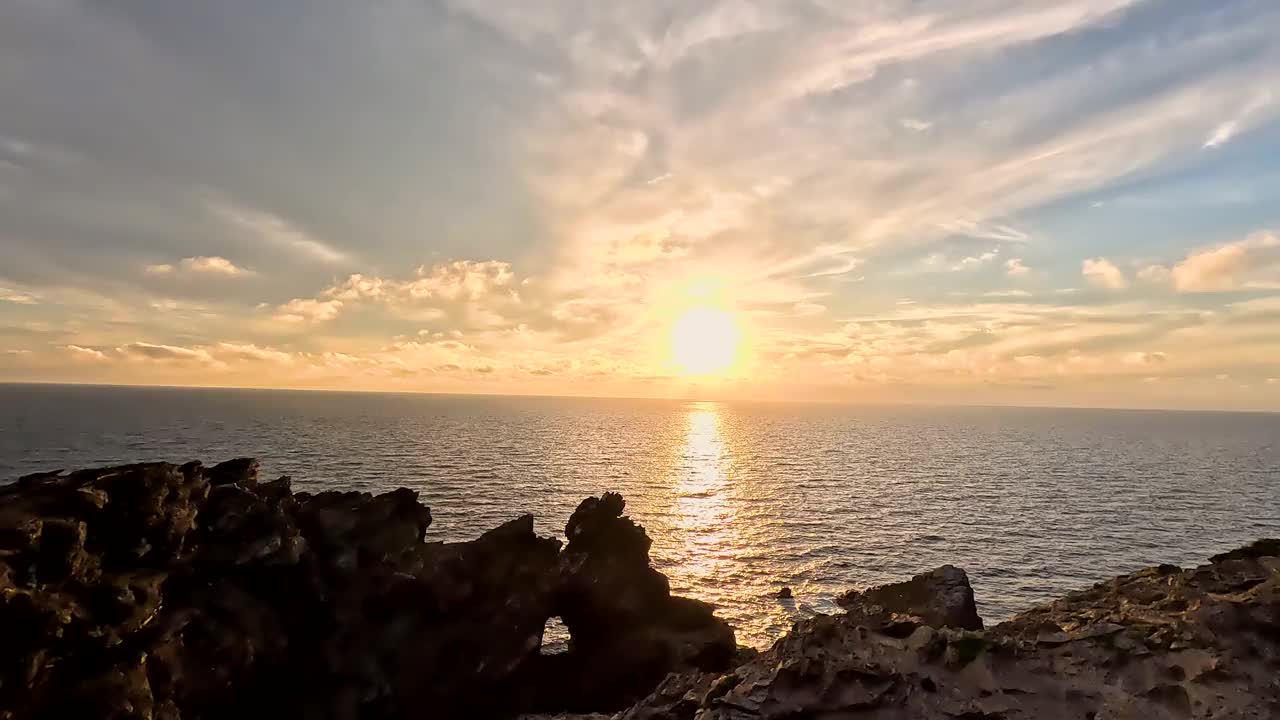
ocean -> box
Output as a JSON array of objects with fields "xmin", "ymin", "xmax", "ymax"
[{"xmin": 2, "ymin": 383, "xmax": 1277, "ymax": 648}]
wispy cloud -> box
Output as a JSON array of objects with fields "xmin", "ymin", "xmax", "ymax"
[
  {"xmin": 65, "ymin": 345, "xmax": 107, "ymax": 361},
  {"xmin": 806, "ymin": 256, "xmax": 863, "ymax": 278},
  {"xmin": 1203, "ymin": 91, "xmax": 1273, "ymax": 149},
  {"xmin": 209, "ymin": 200, "xmax": 349, "ymax": 265},
  {"xmin": 0, "ymin": 287, "xmax": 38, "ymax": 304},
  {"xmin": 117, "ymin": 342, "xmax": 218, "ymax": 364},
  {"xmin": 954, "ymin": 250, "xmax": 1002, "ymax": 271}
]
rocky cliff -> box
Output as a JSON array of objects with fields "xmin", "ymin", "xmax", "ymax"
[
  {"xmin": 0, "ymin": 460, "xmax": 734, "ymax": 719},
  {"xmin": 2, "ymin": 460, "xmax": 1277, "ymax": 720},
  {"xmin": 618, "ymin": 541, "xmax": 1280, "ymax": 719}
]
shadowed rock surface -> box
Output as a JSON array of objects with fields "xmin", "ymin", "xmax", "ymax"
[
  {"xmin": 0, "ymin": 461, "xmax": 735, "ymax": 719},
  {"xmin": 618, "ymin": 544, "xmax": 1280, "ymax": 719},
  {"xmin": 836, "ymin": 564, "xmax": 982, "ymax": 632}
]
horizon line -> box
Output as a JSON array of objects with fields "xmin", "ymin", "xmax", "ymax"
[{"xmin": 1, "ymin": 380, "xmax": 1275, "ymax": 416}]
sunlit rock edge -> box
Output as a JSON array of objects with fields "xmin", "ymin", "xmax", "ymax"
[{"xmin": 1, "ymin": 459, "xmax": 1276, "ymax": 720}]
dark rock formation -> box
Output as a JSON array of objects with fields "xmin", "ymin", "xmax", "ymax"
[
  {"xmin": 620, "ymin": 546, "xmax": 1280, "ymax": 719},
  {"xmin": 0, "ymin": 461, "xmax": 734, "ymax": 720},
  {"xmin": 836, "ymin": 564, "xmax": 983, "ymax": 632},
  {"xmin": 526, "ymin": 493, "xmax": 737, "ymax": 712}
]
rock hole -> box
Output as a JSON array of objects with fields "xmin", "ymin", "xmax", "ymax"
[{"xmin": 541, "ymin": 616, "xmax": 570, "ymax": 655}]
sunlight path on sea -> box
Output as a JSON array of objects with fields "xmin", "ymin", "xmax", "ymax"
[
  {"xmin": 638, "ymin": 402, "xmax": 814, "ymax": 648},
  {"xmin": 671, "ymin": 405, "xmax": 736, "ymax": 592}
]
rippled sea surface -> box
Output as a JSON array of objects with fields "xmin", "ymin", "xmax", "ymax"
[{"xmin": 3, "ymin": 383, "xmax": 1278, "ymax": 648}]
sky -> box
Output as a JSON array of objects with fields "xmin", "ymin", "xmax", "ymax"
[{"xmin": 2, "ymin": 0, "xmax": 1279, "ymax": 410}]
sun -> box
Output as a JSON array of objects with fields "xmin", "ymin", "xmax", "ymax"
[{"xmin": 671, "ymin": 306, "xmax": 742, "ymax": 376}]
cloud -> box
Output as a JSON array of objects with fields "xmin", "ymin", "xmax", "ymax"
[
  {"xmin": 941, "ymin": 220, "xmax": 1029, "ymax": 243},
  {"xmin": 272, "ymin": 260, "xmax": 527, "ymax": 330},
  {"xmin": 806, "ymin": 256, "xmax": 863, "ymax": 278},
  {"xmin": 65, "ymin": 345, "xmax": 107, "ymax": 361},
  {"xmin": 0, "ymin": 287, "xmax": 38, "ymax": 304},
  {"xmin": 928, "ymin": 249, "xmax": 1001, "ymax": 272},
  {"xmin": 145, "ymin": 256, "xmax": 249, "ymax": 276},
  {"xmin": 209, "ymin": 200, "xmax": 349, "ymax": 265},
  {"xmin": 515, "ymin": 0, "xmax": 1280, "ymax": 320},
  {"xmin": 1123, "ymin": 351, "xmax": 1168, "ymax": 366},
  {"xmin": 117, "ymin": 342, "xmax": 217, "ymax": 364},
  {"xmin": 1082, "ymin": 258, "xmax": 1127, "ymax": 290},
  {"xmin": 182, "ymin": 256, "xmax": 247, "ymax": 275},
  {"xmin": 1005, "ymin": 258, "xmax": 1031, "ymax": 277},
  {"xmin": 273, "ymin": 298, "xmax": 344, "ymax": 324},
  {"xmin": 0, "ymin": 135, "xmax": 31, "ymax": 157},
  {"xmin": 400, "ymin": 261, "xmax": 517, "ymax": 302},
  {"xmin": 324, "ymin": 274, "xmax": 387, "ymax": 302},
  {"xmin": 214, "ymin": 343, "xmax": 294, "ymax": 364},
  {"xmin": 1202, "ymin": 122, "xmax": 1238, "ymax": 150},
  {"xmin": 1168, "ymin": 231, "xmax": 1280, "ymax": 292},
  {"xmin": 1203, "ymin": 92, "xmax": 1273, "ymax": 149},
  {"xmin": 955, "ymin": 251, "xmax": 1000, "ymax": 270}
]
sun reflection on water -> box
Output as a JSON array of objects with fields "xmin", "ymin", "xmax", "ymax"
[{"xmin": 670, "ymin": 403, "xmax": 739, "ymax": 590}]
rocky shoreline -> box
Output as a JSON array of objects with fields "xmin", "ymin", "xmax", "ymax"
[{"xmin": 2, "ymin": 460, "xmax": 1277, "ymax": 719}]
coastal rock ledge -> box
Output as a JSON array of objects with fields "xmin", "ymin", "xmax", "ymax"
[
  {"xmin": 0, "ymin": 460, "xmax": 733, "ymax": 719},
  {"xmin": 1, "ymin": 461, "xmax": 1277, "ymax": 720}
]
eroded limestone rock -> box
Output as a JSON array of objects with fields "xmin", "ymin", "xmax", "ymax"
[
  {"xmin": 836, "ymin": 564, "xmax": 983, "ymax": 632},
  {"xmin": 620, "ymin": 547, "xmax": 1280, "ymax": 719}
]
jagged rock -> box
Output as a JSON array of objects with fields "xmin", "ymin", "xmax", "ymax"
[
  {"xmin": 196, "ymin": 480, "xmax": 306, "ymax": 567},
  {"xmin": 207, "ymin": 457, "xmax": 259, "ymax": 488},
  {"xmin": 0, "ymin": 461, "xmax": 734, "ymax": 720},
  {"xmin": 359, "ymin": 514, "xmax": 563, "ymax": 718},
  {"xmin": 296, "ymin": 487, "xmax": 432, "ymax": 572},
  {"xmin": 836, "ymin": 564, "xmax": 983, "ymax": 632},
  {"xmin": 1210, "ymin": 537, "xmax": 1280, "ymax": 562},
  {"xmin": 528, "ymin": 493, "xmax": 737, "ymax": 713},
  {"xmin": 620, "ymin": 544, "xmax": 1280, "ymax": 719}
]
